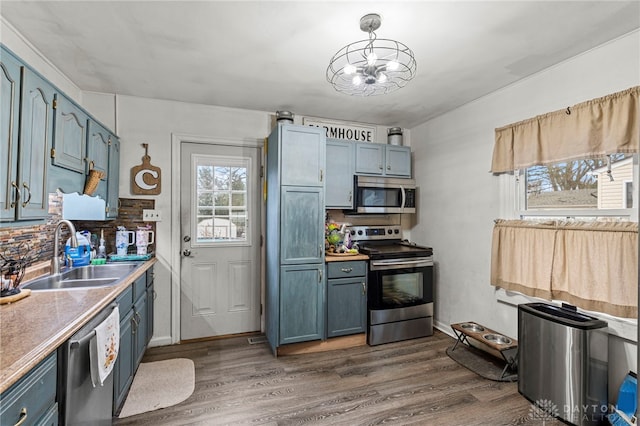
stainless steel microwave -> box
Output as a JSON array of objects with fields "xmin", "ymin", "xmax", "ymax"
[{"xmin": 353, "ymin": 176, "xmax": 416, "ymax": 214}]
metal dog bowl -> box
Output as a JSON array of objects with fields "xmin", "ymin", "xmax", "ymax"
[
  {"xmin": 482, "ymin": 333, "xmax": 512, "ymax": 345},
  {"xmin": 460, "ymin": 323, "xmax": 485, "ymax": 332}
]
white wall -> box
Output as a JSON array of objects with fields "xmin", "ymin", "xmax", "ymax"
[
  {"xmin": 409, "ymin": 30, "xmax": 640, "ymax": 400},
  {"xmin": 1, "ymin": 16, "xmax": 82, "ymax": 102}
]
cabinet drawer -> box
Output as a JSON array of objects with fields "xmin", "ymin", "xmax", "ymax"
[
  {"xmin": 327, "ymin": 261, "xmax": 366, "ymax": 279},
  {"xmin": 0, "ymin": 352, "xmax": 57, "ymax": 426},
  {"xmin": 133, "ymin": 275, "xmax": 146, "ymax": 301},
  {"xmin": 116, "ymin": 285, "xmax": 133, "ymax": 321}
]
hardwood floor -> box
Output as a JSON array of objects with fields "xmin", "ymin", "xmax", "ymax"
[{"xmin": 113, "ymin": 330, "xmax": 561, "ymax": 425}]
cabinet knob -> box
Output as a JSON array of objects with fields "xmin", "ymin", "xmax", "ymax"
[
  {"xmin": 10, "ymin": 181, "xmax": 19, "ymax": 208},
  {"xmin": 21, "ymin": 182, "xmax": 31, "ymax": 208},
  {"xmin": 14, "ymin": 407, "xmax": 27, "ymax": 426},
  {"xmin": 340, "ymin": 267, "xmax": 353, "ymax": 273},
  {"xmin": 362, "ymin": 282, "xmax": 366, "ymax": 295}
]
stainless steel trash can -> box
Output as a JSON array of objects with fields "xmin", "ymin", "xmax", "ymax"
[{"xmin": 518, "ymin": 303, "xmax": 608, "ymax": 425}]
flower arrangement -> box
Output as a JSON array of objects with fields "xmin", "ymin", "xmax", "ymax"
[{"xmin": 325, "ymin": 222, "xmax": 358, "ymax": 254}]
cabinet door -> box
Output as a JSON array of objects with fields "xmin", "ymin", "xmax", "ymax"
[
  {"xmin": 280, "ymin": 125, "xmax": 325, "ymax": 187},
  {"xmin": 280, "ymin": 186, "xmax": 324, "ymax": 264},
  {"xmin": 106, "ymin": 135, "xmax": 120, "ymax": 218},
  {"xmin": 327, "ymin": 276, "xmax": 367, "ymax": 337},
  {"xmin": 280, "ymin": 264, "xmax": 324, "ymax": 344},
  {"xmin": 385, "ymin": 145, "xmax": 412, "ymax": 177},
  {"xmin": 325, "ymin": 139, "xmax": 355, "ymax": 208},
  {"xmin": 355, "ymin": 143, "xmax": 384, "ymax": 175},
  {"xmin": 146, "ymin": 282, "xmax": 154, "ymax": 345},
  {"xmin": 52, "ymin": 95, "xmax": 88, "ymax": 174},
  {"xmin": 113, "ymin": 309, "xmax": 134, "ymax": 414},
  {"xmin": 0, "ymin": 48, "xmax": 21, "ymax": 221},
  {"xmin": 18, "ymin": 67, "xmax": 55, "ymax": 220},
  {"xmin": 133, "ymin": 292, "xmax": 148, "ymax": 367},
  {"xmin": 87, "ymin": 119, "xmax": 109, "ymax": 179}
]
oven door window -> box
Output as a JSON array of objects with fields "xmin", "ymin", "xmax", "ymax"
[
  {"xmin": 382, "ymin": 272, "xmax": 423, "ymax": 307},
  {"xmin": 358, "ymin": 187, "xmax": 401, "ymax": 207}
]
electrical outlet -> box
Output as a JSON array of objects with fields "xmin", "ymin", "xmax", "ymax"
[{"xmin": 143, "ymin": 209, "xmax": 162, "ymax": 222}]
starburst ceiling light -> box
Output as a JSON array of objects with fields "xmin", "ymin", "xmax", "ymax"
[{"xmin": 327, "ymin": 13, "xmax": 417, "ymax": 96}]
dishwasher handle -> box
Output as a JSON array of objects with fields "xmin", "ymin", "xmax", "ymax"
[{"xmin": 70, "ymin": 303, "xmax": 118, "ymax": 349}]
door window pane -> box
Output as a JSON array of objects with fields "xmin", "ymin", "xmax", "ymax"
[{"xmin": 194, "ymin": 156, "xmax": 250, "ymax": 244}]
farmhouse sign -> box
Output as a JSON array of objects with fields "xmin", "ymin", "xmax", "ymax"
[
  {"xmin": 131, "ymin": 143, "xmax": 161, "ymax": 195},
  {"xmin": 302, "ymin": 117, "xmax": 376, "ymax": 143}
]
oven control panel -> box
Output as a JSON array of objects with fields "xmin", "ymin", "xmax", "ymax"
[{"xmin": 350, "ymin": 225, "xmax": 401, "ymax": 241}]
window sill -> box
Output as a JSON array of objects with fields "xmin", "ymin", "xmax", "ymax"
[{"xmin": 495, "ymin": 287, "xmax": 637, "ymax": 343}]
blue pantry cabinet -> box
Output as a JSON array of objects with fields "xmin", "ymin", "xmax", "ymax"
[{"xmin": 265, "ymin": 123, "xmax": 326, "ymax": 353}]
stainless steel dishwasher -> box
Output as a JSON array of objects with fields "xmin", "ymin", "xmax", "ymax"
[
  {"xmin": 518, "ymin": 302, "xmax": 608, "ymax": 426},
  {"xmin": 58, "ymin": 303, "xmax": 118, "ymax": 425}
]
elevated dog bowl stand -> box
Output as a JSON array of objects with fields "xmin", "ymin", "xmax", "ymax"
[{"xmin": 450, "ymin": 322, "xmax": 518, "ymax": 379}]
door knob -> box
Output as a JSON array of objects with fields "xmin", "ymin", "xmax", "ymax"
[
  {"xmin": 183, "ymin": 249, "xmax": 191, "ymax": 257},
  {"xmin": 183, "ymin": 236, "xmax": 191, "ymax": 242}
]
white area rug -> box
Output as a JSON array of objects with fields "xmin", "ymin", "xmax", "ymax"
[{"xmin": 118, "ymin": 358, "xmax": 195, "ymax": 418}]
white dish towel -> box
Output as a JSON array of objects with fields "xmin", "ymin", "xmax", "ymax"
[{"xmin": 90, "ymin": 306, "xmax": 120, "ymax": 387}]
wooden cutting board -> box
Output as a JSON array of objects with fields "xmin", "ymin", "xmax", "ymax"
[
  {"xmin": 131, "ymin": 143, "xmax": 161, "ymax": 195},
  {"xmin": 0, "ymin": 289, "xmax": 31, "ymax": 305}
]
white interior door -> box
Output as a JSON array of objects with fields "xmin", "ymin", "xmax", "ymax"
[{"xmin": 180, "ymin": 142, "xmax": 261, "ymax": 340}]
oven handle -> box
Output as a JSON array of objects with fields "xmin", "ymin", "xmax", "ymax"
[{"xmin": 370, "ymin": 258, "xmax": 433, "ymax": 271}]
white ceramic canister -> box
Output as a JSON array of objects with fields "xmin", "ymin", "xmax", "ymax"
[{"xmin": 387, "ymin": 127, "xmax": 403, "ymax": 145}]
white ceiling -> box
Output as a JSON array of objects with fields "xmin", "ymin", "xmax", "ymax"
[{"xmin": 2, "ymin": 1, "xmax": 639, "ymax": 128}]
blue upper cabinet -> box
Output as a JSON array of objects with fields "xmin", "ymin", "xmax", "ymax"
[
  {"xmin": 0, "ymin": 47, "xmax": 22, "ymax": 221},
  {"xmin": 355, "ymin": 143, "xmax": 385, "ymax": 175},
  {"xmin": 17, "ymin": 66, "xmax": 55, "ymax": 220},
  {"xmin": 106, "ymin": 135, "xmax": 120, "ymax": 218},
  {"xmin": 280, "ymin": 125, "xmax": 325, "ymax": 187},
  {"xmin": 385, "ymin": 145, "xmax": 412, "ymax": 177},
  {"xmin": 325, "ymin": 139, "xmax": 355, "ymax": 209},
  {"xmin": 52, "ymin": 95, "xmax": 88, "ymax": 174},
  {"xmin": 87, "ymin": 119, "xmax": 110, "ymax": 179},
  {"xmin": 355, "ymin": 143, "xmax": 411, "ymax": 177}
]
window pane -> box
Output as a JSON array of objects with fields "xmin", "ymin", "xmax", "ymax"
[
  {"xmin": 197, "ymin": 166, "xmax": 214, "ymax": 190},
  {"xmin": 231, "ymin": 193, "xmax": 245, "ymax": 207},
  {"xmin": 526, "ymin": 155, "xmax": 631, "ymax": 210},
  {"xmin": 214, "ymin": 192, "xmax": 229, "ymax": 207},
  {"xmin": 215, "ymin": 167, "xmax": 230, "ymax": 190}
]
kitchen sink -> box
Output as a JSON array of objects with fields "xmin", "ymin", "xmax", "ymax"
[{"xmin": 22, "ymin": 262, "xmax": 143, "ymax": 291}]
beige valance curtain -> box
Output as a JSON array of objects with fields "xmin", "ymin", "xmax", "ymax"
[
  {"xmin": 491, "ymin": 219, "xmax": 638, "ymax": 318},
  {"xmin": 491, "ymin": 86, "xmax": 640, "ymax": 173}
]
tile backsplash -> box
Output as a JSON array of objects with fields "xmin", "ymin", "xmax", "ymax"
[{"xmin": 0, "ymin": 194, "xmax": 156, "ymax": 269}]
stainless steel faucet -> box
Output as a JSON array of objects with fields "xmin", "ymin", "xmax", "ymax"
[{"xmin": 51, "ymin": 219, "xmax": 78, "ymax": 276}]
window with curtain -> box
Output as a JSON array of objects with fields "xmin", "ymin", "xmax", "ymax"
[{"xmin": 490, "ymin": 86, "xmax": 639, "ymax": 318}]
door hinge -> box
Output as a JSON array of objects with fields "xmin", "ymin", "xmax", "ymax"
[
  {"xmin": 260, "ymin": 165, "xmax": 264, "ymax": 178},
  {"xmin": 52, "ymin": 99, "xmax": 57, "ymax": 110},
  {"xmin": 50, "ymin": 148, "xmax": 56, "ymax": 158},
  {"xmin": 260, "ymin": 235, "xmax": 264, "ymax": 247},
  {"xmin": 260, "ymin": 304, "xmax": 263, "ymax": 315}
]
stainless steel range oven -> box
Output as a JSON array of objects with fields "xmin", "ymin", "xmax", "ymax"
[{"xmin": 351, "ymin": 225, "xmax": 434, "ymax": 346}]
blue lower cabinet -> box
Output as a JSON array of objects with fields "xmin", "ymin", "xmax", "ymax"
[
  {"xmin": 279, "ymin": 264, "xmax": 325, "ymax": 344},
  {"xmin": 0, "ymin": 352, "xmax": 57, "ymax": 426},
  {"xmin": 326, "ymin": 261, "xmax": 367, "ymax": 338}
]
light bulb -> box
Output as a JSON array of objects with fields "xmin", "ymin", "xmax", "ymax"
[
  {"xmin": 352, "ymin": 75, "xmax": 362, "ymax": 86},
  {"xmin": 387, "ymin": 60, "xmax": 399, "ymax": 71},
  {"xmin": 366, "ymin": 52, "xmax": 377, "ymax": 66},
  {"xmin": 378, "ymin": 73, "xmax": 387, "ymax": 83},
  {"xmin": 343, "ymin": 64, "xmax": 357, "ymax": 75}
]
